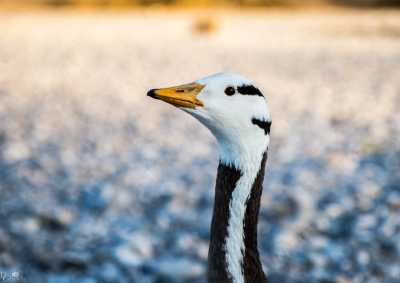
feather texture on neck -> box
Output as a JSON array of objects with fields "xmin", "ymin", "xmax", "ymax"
[{"xmin": 207, "ymin": 151, "xmax": 269, "ymax": 283}]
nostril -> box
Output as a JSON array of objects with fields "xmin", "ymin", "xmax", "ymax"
[{"xmin": 147, "ymin": 89, "xmax": 156, "ymax": 98}]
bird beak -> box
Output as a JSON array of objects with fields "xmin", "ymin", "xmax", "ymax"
[{"xmin": 147, "ymin": 82, "xmax": 205, "ymax": 109}]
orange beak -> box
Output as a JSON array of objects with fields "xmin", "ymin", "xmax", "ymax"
[{"xmin": 147, "ymin": 82, "xmax": 205, "ymax": 109}]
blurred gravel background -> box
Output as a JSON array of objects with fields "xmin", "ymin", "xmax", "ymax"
[{"xmin": 0, "ymin": 10, "xmax": 400, "ymax": 283}]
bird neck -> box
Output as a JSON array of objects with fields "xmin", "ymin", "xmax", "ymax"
[{"xmin": 207, "ymin": 152, "xmax": 269, "ymax": 283}]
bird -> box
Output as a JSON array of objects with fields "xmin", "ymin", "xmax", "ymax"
[{"xmin": 147, "ymin": 72, "xmax": 272, "ymax": 283}]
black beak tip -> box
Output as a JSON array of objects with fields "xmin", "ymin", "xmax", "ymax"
[{"xmin": 147, "ymin": 89, "xmax": 156, "ymax": 98}]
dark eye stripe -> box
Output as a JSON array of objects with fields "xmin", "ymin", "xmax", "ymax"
[
  {"xmin": 251, "ymin": 118, "xmax": 271, "ymax": 135},
  {"xmin": 237, "ymin": 84, "xmax": 264, "ymax": 98}
]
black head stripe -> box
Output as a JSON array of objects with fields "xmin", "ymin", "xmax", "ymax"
[
  {"xmin": 252, "ymin": 118, "xmax": 271, "ymax": 135},
  {"xmin": 237, "ymin": 85, "xmax": 264, "ymax": 98}
]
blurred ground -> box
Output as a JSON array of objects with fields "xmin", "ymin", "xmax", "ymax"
[{"xmin": 0, "ymin": 9, "xmax": 400, "ymax": 283}]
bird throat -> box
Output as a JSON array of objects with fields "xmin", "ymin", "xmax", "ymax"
[{"xmin": 207, "ymin": 152, "xmax": 269, "ymax": 283}]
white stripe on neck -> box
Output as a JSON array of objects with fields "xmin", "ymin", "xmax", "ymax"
[{"xmin": 221, "ymin": 136, "xmax": 269, "ymax": 283}]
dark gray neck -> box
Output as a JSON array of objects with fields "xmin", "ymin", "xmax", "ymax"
[{"xmin": 207, "ymin": 153, "xmax": 269, "ymax": 283}]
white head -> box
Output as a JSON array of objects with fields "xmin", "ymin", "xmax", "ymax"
[{"xmin": 147, "ymin": 72, "xmax": 272, "ymax": 170}]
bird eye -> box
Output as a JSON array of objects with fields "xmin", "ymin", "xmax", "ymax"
[{"xmin": 224, "ymin": 86, "xmax": 235, "ymax": 96}]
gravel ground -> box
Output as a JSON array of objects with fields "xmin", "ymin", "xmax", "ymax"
[{"xmin": 0, "ymin": 10, "xmax": 400, "ymax": 283}]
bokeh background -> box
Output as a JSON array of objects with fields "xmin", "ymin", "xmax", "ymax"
[{"xmin": 1, "ymin": 1, "xmax": 400, "ymax": 283}]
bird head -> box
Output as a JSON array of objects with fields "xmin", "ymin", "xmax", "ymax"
[{"xmin": 147, "ymin": 72, "xmax": 271, "ymax": 169}]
